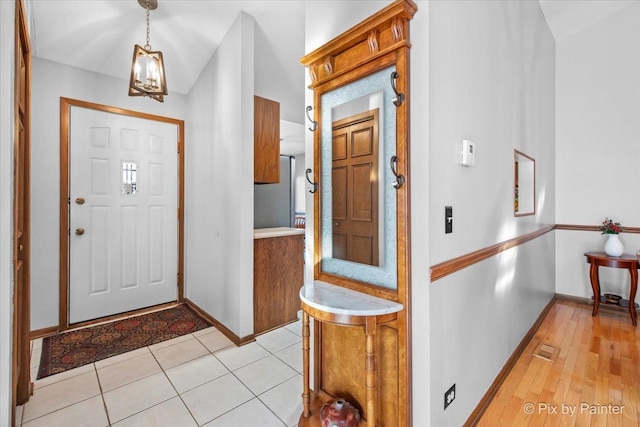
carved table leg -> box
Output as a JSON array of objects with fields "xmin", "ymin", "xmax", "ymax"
[
  {"xmin": 365, "ymin": 317, "xmax": 376, "ymax": 427},
  {"xmin": 629, "ymin": 268, "xmax": 638, "ymax": 326},
  {"xmin": 589, "ymin": 263, "xmax": 600, "ymax": 317},
  {"xmin": 302, "ymin": 311, "xmax": 311, "ymax": 416}
]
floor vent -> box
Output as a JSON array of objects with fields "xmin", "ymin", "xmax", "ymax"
[{"xmin": 533, "ymin": 343, "xmax": 558, "ymax": 362}]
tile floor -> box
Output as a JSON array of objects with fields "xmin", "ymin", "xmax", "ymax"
[{"xmin": 17, "ymin": 321, "xmax": 303, "ymax": 427}]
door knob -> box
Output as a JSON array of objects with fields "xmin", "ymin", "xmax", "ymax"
[
  {"xmin": 75, "ymin": 228, "xmax": 85, "ymax": 235},
  {"xmin": 75, "ymin": 197, "xmax": 85, "ymax": 205},
  {"xmin": 19, "ymin": 244, "xmax": 23, "ymax": 251}
]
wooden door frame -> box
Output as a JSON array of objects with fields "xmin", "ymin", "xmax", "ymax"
[
  {"xmin": 59, "ymin": 98, "xmax": 185, "ymax": 331},
  {"xmin": 13, "ymin": 0, "xmax": 31, "ymax": 416}
]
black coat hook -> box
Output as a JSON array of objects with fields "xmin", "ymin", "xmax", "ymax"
[
  {"xmin": 390, "ymin": 71, "xmax": 404, "ymax": 107},
  {"xmin": 306, "ymin": 106, "xmax": 317, "ymax": 132},
  {"xmin": 305, "ymin": 168, "xmax": 318, "ymax": 193},
  {"xmin": 390, "ymin": 156, "xmax": 405, "ymax": 189}
]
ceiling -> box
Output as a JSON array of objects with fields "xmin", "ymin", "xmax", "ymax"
[
  {"xmin": 28, "ymin": 0, "xmax": 306, "ymax": 125},
  {"xmin": 27, "ymin": 0, "xmax": 640, "ymax": 155},
  {"xmin": 538, "ymin": 0, "xmax": 638, "ymax": 41}
]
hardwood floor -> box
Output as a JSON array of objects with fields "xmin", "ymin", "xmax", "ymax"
[{"xmin": 477, "ymin": 299, "xmax": 640, "ymax": 426}]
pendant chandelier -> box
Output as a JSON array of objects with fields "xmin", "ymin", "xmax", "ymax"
[{"xmin": 128, "ymin": 0, "xmax": 167, "ymax": 102}]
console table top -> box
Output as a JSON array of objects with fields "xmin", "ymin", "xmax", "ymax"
[{"xmin": 299, "ymin": 280, "xmax": 403, "ymax": 317}]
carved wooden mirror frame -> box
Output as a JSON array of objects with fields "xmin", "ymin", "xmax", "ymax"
[{"xmin": 300, "ymin": 1, "xmax": 416, "ymax": 425}]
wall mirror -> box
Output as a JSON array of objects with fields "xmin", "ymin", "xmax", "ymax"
[
  {"xmin": 514, "ymin": 149, "xmax": 535, "ymax": 216},
  {"xmin": 301, "ymin": 0, "xmax": 415, "ymax": 296},
  {"xmin": 320, "ymin": 67, "xmax": 398, "ymax": 289}
]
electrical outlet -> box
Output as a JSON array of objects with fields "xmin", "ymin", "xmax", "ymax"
[
  {"xmin": 444, "ymin": 383, "xmax": 456, "ymax": 410},
  {"xmin": 445, "ymin": 206, "xmax": 453, "ymax": 234}
]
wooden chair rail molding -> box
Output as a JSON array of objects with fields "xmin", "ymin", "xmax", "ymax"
[
  {"xmin": 431, "ymin": 223, "xmax": 640, "ymax": 283},
  {"xmin": 430, "ymin": 225, "xmax": 554, "ymax": 282},
  {"xmin": 555, "ymin": 224, "xmax": 640, "ymax": 233}
]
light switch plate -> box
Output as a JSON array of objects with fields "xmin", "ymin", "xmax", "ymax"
[{"xmin": 445, "ymin": 206, "xmax": 453, "ymax": 234}]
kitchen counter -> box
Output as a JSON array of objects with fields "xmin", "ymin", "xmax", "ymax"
[
  {"xmin": 253, "ymin": 228, "xmax": 305, "ymax": 334},
  {"xmin": 254, "ymin": 227, "xmax": 305, "ymax": 239}
]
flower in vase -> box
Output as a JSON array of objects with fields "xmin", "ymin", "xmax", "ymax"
[{"xmin": 600, "ymin": 217, "xmax": 623, "ymax": 235}]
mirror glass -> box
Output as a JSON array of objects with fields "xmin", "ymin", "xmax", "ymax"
[
  {"xmin": 320, "ymin": 66, "xmax": 397, "ymax": 289},
  {"xmin": 514, "ymin": 150, "xmax": 535, "ymax": 216}
]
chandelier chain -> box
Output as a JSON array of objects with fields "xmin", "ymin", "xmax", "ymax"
[{"xmin": 145, "ymin": 4, "xmax": 151, "ymax": 50}]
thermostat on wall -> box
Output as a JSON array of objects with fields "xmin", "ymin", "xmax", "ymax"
[{"xmin": 459, "ymin": 139, "xmax": 475, "ymax": 166}]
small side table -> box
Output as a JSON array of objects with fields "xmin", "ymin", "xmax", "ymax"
[
  {"xmin": 298, "ymin": 281, "xmax": 403, "ymax": 427},
  {"xmin": 584, "ymin": 252, "xmax": 638, "ymax": 326}
]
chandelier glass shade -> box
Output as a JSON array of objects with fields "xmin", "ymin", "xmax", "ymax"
[{"xmin": 129, "ymin": 0, "xmax": 167, "ymax": 102}]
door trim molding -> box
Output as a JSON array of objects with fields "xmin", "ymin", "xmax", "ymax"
[
  {"xmin": 59, "ymin": 97, "xmax": 185, "ymax": 331},
  {"xmin": 13, "ymin": 0, "xmax": 32, "ymax": 415}
]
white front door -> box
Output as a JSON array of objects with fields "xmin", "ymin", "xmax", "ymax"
[{"xmin": 69, "ymin": 106, "xmax": 178, "ymax": 323}]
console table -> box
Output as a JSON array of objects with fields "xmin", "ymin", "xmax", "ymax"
[
  {"xmin": 298, "ymin": 281, "xmax": 403, "ymax": 427},
  {"xmin": 584, "ymin": 252, "xmax": 638, "ymax": 326}
]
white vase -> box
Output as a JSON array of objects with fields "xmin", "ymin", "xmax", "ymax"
[{"xmin": 604, "ymin": 234, "xmax": 624, "ymax": 257}]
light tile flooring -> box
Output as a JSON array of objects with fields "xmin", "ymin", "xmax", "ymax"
[{"xmin": 17, "ymin": 321, "xmax": 303, "ymax": 427}]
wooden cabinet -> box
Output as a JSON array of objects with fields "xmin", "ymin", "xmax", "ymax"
[
  {"xmin": 254, "ymin": 232, "xmax": 304, "ymax": 334},
  {"xmin": 298, "ymin": 0, "xmax": 416, "ymax": 425},
  {"xmin": 299, "ymin": 282, "xmax": 403, "ymax": 427},
  {"xmin": 254, "ymin": 95, "xmax": 280, "ymax": 184}
]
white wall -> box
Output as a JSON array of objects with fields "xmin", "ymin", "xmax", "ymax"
[
  {"xmin": 253, "ymin": 1, "xmax": 305, "ymax": 123},
  {"xmin": 430, "ymin": 234, "xmax": 555, "ymax": 425},
  {"xmin": 293, "ymin": 153, "xmax": 306, "ymax": 214},
  {"xmin": 29, "ymin": 58, "xmax": 187, "ymax": 330},
  {"xmin": 556, "ymin": 2, "xmax": 640, "ymax": 304},
  {"xmin": 0, "ymin": 2, "xmax": 16, "ymax": 424},
  {"xmin": 409, "ymin": 2, "xmax": 430, "ymax": 425},
  {"xmin": 428, "ymin": 1, "xmax": 556, "ymax": 425},
  {"xmin": 304, "ymin": 1, "xmax": 390, "ymax": 53},
  {"xmin": 184, "ymin": 12, "xmax": 255, "ymax": 339}
]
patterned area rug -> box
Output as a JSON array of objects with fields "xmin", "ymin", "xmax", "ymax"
[{"xmin": 37, "ymin": 304, "xmax": 212, "ymax": 379}]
